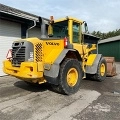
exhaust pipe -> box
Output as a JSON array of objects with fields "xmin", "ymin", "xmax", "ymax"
[{"xmin": 39, "ymin": 17, "xmax": 47, "ymax": 38}]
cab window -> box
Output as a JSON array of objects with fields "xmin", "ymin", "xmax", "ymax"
[
  {"xmin": 73, "ymin": 22, "xmax": 81, "ymax": 43},
  {"xmin": 52, "ymin": 20, "xmax": 68, "ymax": 38}
]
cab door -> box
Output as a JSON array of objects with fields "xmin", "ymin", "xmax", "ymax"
[{"xmin": 72, "ymin": 22, "xmax": 87, "ymax": 56}]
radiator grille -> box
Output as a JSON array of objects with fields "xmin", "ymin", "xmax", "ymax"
[
  {"xmin": 12, "ymin": 46, "xmax": 25, "ymax": 66},
  {"xmin": 35, "ymin": 43, "xmax": 43, "ymax": 62}
]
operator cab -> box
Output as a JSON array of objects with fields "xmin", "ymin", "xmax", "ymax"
[
  {"xmin": 48, "ymin": 16, "xmax": 90, "ymax": 43},
  {"xmin": 48, "ymin": 16, "xmax": 99, "ymax": 45}
]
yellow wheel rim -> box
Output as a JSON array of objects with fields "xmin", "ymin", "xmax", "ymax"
[
  {"xmin": 67, "ymin": 68, "xmax": 78, "ymax": 87},
  {"xmin": 100, "ymin": 63, "xmax": 105, "ymax": 76}
]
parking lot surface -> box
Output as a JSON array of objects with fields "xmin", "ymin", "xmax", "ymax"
[{"xmin": 0, "ymin": 63, "xmax": 120, "ymax": 120}]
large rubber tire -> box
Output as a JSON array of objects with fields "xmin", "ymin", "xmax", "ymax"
[
  {"xmin": 52, "ymin": 58, "xmax": 82, "ymax": 95},
  {"xmin": 92, "ymin": 57, "xmax": 107, "ymax": 82}
]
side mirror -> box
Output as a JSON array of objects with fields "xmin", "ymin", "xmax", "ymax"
[{"xmin": 83, "ymin": 21, "xmax": 88, "ymax": 33}]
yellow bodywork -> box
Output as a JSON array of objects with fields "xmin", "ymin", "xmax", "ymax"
[
  {"xmin": 3, "ymin": 60, "xmax": 43, "ymax": 78},
  {"xmin": 86, "ymin": 54, "xmax": 97, "ymax": 66},
  {"xmin": 3, "ymin": 37, "xmax": 64, "ymax": 83},
  {"xmin": 26, "ymin": 38, "xmax": 64, "ymax": 64},
  {"xmin": 43, "ymin": 39, "xmax": 64, "ymax": 64}
]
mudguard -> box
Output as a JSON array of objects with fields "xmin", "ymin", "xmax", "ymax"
[
  {"xmin": 44, "ymin": 49, "xmax": 76, "ymax": 85},
  {"xmin": 85, "ymin": 54, "xmax": 102, "ymax": 74}
]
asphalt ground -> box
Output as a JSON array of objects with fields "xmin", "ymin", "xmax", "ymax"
[{"xmin": 0, "ymin": 63, "xmax": 120, "ymax": 120}]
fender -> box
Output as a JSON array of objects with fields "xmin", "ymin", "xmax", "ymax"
[
  {"xmin": 44, "ymin": 49, "xmax": 76, "ymax": 85},
  {"xmin": 85, "ymin": 54, "xmax": 102, "ymax": 74}
]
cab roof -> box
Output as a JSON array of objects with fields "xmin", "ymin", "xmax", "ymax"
[{"xmin": 54, "ymin": 16, "xmax": 84, "ymax": 24}]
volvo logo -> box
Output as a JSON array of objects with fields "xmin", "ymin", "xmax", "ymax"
[{"xmin": 46, "ymin": 42, "xmax": 59, "ymax": 46}]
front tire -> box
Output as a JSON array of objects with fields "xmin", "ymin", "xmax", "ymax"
[
  {"xmin": 92, "ymin": 57, "xmax": 107, "ymax": 82},
  {"xmin": 53, "ymin": 59, "xmax": 82, "ymax": 95}
]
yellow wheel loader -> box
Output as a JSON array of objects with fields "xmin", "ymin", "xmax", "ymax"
[{"xmin": 3, "ymin": 16, "xmax": 107, "ymax": 95}]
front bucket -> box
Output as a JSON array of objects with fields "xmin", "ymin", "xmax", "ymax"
[{"xmin": 104, "ymin": 57, "xmax": 117, "ymax": 77}]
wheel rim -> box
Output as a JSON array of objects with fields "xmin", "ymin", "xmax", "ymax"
[
  {"xmin": 67, "ymin": 68, "xmax": 78, "ymax": 87},
  {"xmin": 100, "ymin": 63, "xmax": 105, "ymax": 76}
]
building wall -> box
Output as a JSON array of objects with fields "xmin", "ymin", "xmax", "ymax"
[
  {"xmin": 0, "ymin": 19, "xmax": 21, "ymax": 75},
  {"xmin": 98, "ymin": 41, "xmax": 120, "ymax": 61},
  {"xmin": 28, "ymin": 27, "xmax": 41, "ymax": 38}
]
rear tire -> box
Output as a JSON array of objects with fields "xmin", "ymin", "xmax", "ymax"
[{"xmin": 52, "ymin": 58, "xmax": 82, "ymax": 95}]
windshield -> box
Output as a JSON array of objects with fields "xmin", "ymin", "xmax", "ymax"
[{"xmin": 51, "ymin": 20, "xmax": 68, "ymax": 38}]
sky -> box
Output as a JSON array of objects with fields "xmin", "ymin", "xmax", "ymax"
[{"xmin": 0, "ymin": 0, "xmax": 120, "ymax": 33}]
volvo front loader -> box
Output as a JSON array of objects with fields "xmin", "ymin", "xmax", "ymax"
[{"xmin": 3, "ymin": 16, "xmax": 107, "ymax": 95}]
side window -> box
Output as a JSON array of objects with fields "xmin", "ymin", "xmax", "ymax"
[{"xmin": 73, "ymin": 22, "xmax": 81, "ymax": 43}]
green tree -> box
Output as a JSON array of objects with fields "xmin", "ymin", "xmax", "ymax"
[{"xmin": 91, "ymin": 28, "xmax": 120, "ymax": 39}]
